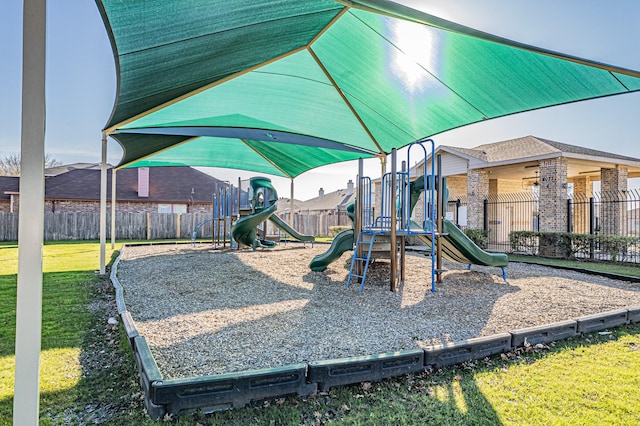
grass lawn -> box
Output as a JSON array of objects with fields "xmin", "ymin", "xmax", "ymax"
[
  {"xmin": 0, "ymin": 241, "xmax": 639, "ymax": 425},
  {"xmin": 509, "ymin": 253, "xmax": 640, "ymax": 278}
]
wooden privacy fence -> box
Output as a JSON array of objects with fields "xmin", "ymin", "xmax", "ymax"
[
  {"xmin": 0, "ymin": 211, "xmax": 350, "ymax": 242},
  {"xmin": 266, "ymin": 211, "xmax": 350, "ymax": 237}
]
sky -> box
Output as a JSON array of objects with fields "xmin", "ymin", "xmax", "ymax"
[{"xmin": 1, "ymin": 1, "xmax": 639, "ymax": 200}]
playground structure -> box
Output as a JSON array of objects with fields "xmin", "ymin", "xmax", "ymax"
[
  {"xmin": 231, "ymin": 176, "xmax": 315, "ymax": 249},
  {"xmin": 190, "ymin": 177, "xmax": 314, "ymax": 248},
  {"xmin": 311, "ymin": 139, "xmax": 508, "ymax": 293},
  {"xmin": 190, "ymin": 180, "xmax": 242, "ymax": 248}
]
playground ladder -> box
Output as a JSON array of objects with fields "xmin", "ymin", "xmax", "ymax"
[{"xmin": 346, "ymin": 230, "xmax": 381, "ymax": 293}]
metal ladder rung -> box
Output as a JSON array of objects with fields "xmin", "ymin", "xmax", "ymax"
[{"xmin": 346, "ymin": 231, "xmax": 379, "ymax": 292}]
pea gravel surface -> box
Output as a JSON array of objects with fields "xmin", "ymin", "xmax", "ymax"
[{"xmin": 116, "ymin": 243, "xmax": 640, "ymax": 379}]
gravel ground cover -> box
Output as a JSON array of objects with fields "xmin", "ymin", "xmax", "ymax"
[{"xmin": 116, "ymin": 243, "xmax": 640, "ymax": 379}]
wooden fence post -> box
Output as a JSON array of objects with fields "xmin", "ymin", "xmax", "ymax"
[{"xmin": 146, "ymin": 212, "xmax": 151, "ymax": 240}]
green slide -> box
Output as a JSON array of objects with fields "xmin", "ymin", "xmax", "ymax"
[
  {"xmin": 269, "ymin": 214, "xmax": 315, "ymax": 243},
  {"xmin": 409, "ymin": 175, "xmax": 507, "ymax": 268},
  {"xmin": 232, "ymin": 201, "xmax": 278, "ymax": 249},
  {"xmin": 309, "ymin": 202, "xmax": 356, "ymax": 272},
  {"xmin": 413, "ymin": 219, "xmax": 508, "ymax": 267},
  {"xmin": 232, "ymin": 176, "xmax": 315, "ymax": 249},
  {"xmin": 309, "ymin": 228, "xmax": 354, "ymax": 271}
]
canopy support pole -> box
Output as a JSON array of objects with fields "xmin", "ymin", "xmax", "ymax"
[
  {"xmin": 99, "ymin": 133, "xmax": 107, "ymax": 275},
  {"xmin": 379, "ymin": 155, "xmax": 387, "ymax": 179},
  {"xmin": 111, "ymin": 168, "xmax": 116, "ymax": 248},
  {"xmin": 14, "ymin": 0, "xmax": 46, "ymax": 424},
  {"xmin": 290, "ymin": 178, "xmax": 294, "ymax": 227},
  {"xmin": 355, "ymin": 158, "xmax": 364, "ymax": 278},
  {"xmin": 436, "ymin": 154, "xmax": 444, "ymax": 283},
  {"xmin": 390, "ymin": 149, "xmax": 398, "ymax": 292}
]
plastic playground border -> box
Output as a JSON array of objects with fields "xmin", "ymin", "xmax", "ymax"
[{"xmin": 109, "ymin": 242, "xmax": 640, "ymax": 419}]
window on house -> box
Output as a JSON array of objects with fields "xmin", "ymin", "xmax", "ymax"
[{"xmin": 158, "ymin": 204, "xmax": 187, "ymax": 213}]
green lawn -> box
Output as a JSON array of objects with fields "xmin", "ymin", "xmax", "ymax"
[
  {"xmin": 509, "ymin": 253, "xmax": 640, "ymax": 278},
  {"xmin": 0, "ymin": 241, "xmax": 639, "ymax": 425}
]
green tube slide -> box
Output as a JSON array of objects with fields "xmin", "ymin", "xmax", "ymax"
[
  {"xmin": 231, "ymin": 176, "xmax": 315, "ymax": 249},
  {"xmin": 231, "ymin": 201, "xmax": 278, "ymax": 249}
]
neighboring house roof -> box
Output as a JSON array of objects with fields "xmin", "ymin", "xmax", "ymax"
[
  {"xmin": 40, "ymin": 166, "xmax": 220, "ymax": 203},
  {"xmin": 407, "ymin": 135, "xmax": 640, "ymax": 182},
  {"xmin": 471, "ymin": 136, "xmax": 640, "ymax": 164},
  {"xmin": 441, "ymin": 146, "xmax": 488, "ymax": 162},
  {"xmin": 300, "ymin": 188, "xmax": 355, "ymax": 212},
  {"xmin": 44, "ymin": 162, "xmax": 108, "ymax": 176},
  {"xmin": 0, "ymin": 176, "xmax": 19, "ymax": 201},
  {"xmin": 276, "ymin": 197, "xmax": 304, "ymax": 213}
]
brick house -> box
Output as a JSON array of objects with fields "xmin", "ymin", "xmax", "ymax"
[
  {"xmin": 411, "ymin": 136, "xmax": 640, "ymax": 239},
  {"xmin": 0, "ymin": 176, "xmax": 19, "ymax": 213},
  {"xmin": 1, "ymin": 165, "xmax": 221, "ymax": 214}
]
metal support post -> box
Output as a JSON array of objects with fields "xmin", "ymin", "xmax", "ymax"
[
  {"xmin": 290, "ymin": 178, "xmax": 295, "ymax": 226},
  {"xmin": 99, "ymin": 134, "xmax": 107, "ymax": 275},
  {"xmin": 14, "ymin": 1, "xmax": 46, "ymax": 423},
  {"xmin": 355, "ymin": 158, "xmax": 364, "ymax": 278},
  {"xmin": 436, "ymin": 154, "xmax": 443, "ymax": 284},
  {"xmin": 390, "ymin": 148, "xmax": 398, "ymax": 291},
  {"xmin": 111, "ymin": 168, "xmax": 116, "ymax": 248}
]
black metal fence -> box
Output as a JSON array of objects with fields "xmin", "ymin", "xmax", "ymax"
[{"xmin": 446, "ymin": 189, "xmax": 640, "ymax": 263}]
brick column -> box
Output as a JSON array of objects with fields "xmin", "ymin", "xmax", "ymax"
[
  {"xmin": 600, "ymin": 167, "xmax": 628, "ymax": 235},
  {"xmin": 539, "ymin": 158, "xmax": 568, "ymax": 257},
  {"xmin": 539, "ymin": 158, "xmax": 568, "ymax": 232},
  {"xmin": 467, "ymin": 169, "xmax": 489, "ymax": 230},
  {"xmin": 572, "ymin": 176, "xmax": 592, "ymax": 234}
]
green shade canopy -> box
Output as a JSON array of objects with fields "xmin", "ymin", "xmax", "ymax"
[
  {"xmin": 97, "ymin": 0, "xmax": 640, "ymax": 177},
  {"xmin": 120, "ymin": 135, "xmax": 370, "ymax": 178}
]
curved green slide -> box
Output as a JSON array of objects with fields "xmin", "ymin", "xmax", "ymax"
[
  {"xmin": 309, "ymin": 202, "xmax": 356, "ymax": 272},
  {"xmin": 309, "ymin": 228, "xmax": 354, "ymax": 271},
  {"xmin": 232, "ymin": 200, "xmax": 278, "ymax": 249},
  {"xmin": 231, "ymin": 176, "xmax": 314, "ymax": 249}
]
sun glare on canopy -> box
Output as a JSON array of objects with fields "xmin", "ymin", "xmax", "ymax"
[{"xmin": 388, "ymin": 19, "xmax": 441, "ymax": 95}]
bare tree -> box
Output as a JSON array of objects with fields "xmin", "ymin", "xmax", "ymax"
[{"xmin": 0, "ymin": 153, "xmax": 62, "ymax": 176}]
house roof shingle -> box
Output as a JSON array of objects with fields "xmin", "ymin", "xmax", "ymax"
[
  {"xmin": 472, "ymin": 136, "xmax": 640, "ymax": 163},
  {"xmin": 0, "ymin": 176, "xmax": 20, "ymax": 200},
  {"xmin": 56, "ymin": 167, "xmax": 220, "ymax": 203},
  {"xmin": 38, "ymin": 166, "xmax": 221, "ymax": 203},
  {"xmin": 300, "ymin": 188, "xmax": 355, "ymax": 211}
]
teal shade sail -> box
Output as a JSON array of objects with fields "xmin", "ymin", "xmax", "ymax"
[
  {"xmin": 121, "ymin": 136, "xmax": 374, "ymax": 179},
  {"xmin": 97, "ymin": 0, "xmax": 640, "ymax": 175}
]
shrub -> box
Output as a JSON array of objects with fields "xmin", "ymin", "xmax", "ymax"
[
  {"xmin": 509, "ymin": 230, "xmax": 640, "ymax": 263},
  {"xmin": 329, "ymin": 226, "xmax": 351, "ymax": 237},
  {"xmin": 509, "ymin": 231, "xmax": 539, "ymax": 255},
  {"xmin": 463, "ymin": 228, "xmax": 488, "ymax": 249}
]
